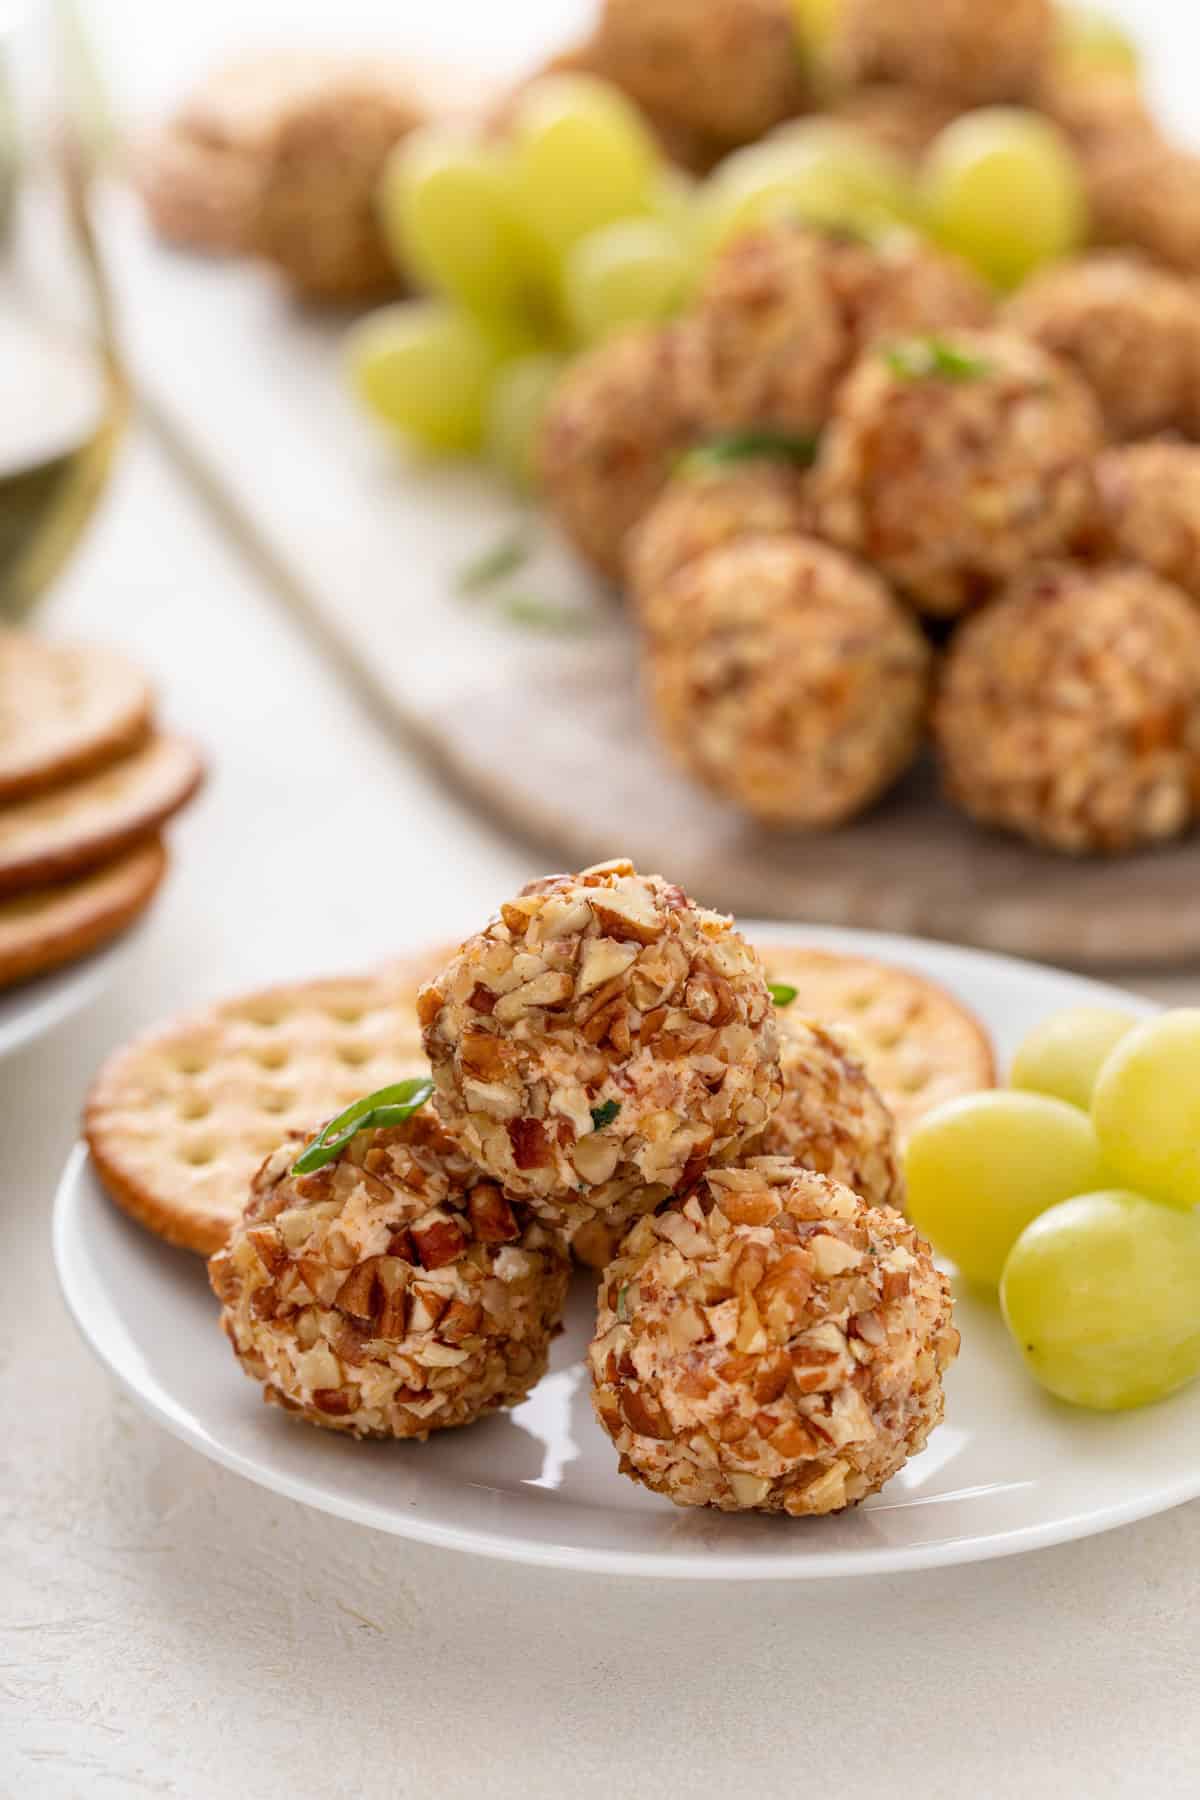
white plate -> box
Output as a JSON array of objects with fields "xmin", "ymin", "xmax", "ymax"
[
  {"xmin": 0, "ymin": 933, "xmax": 136, "ymax": 1062},
  {"xmin": 54, "ymin": 923, "xmax": 1195, "ymax": 1581}
]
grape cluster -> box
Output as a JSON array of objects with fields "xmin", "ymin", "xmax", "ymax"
[{"xmin": 906, "ymin": 1005, "xmax": 1200, "ymax": 1415}]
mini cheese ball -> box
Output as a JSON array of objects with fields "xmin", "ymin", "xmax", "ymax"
[
  {"xmin": 1091, "ymin": 443, "xmax": 1200, "ymax": 603},
  {"xmin": 208, "ymin": 1114, "xmax": 569, "ymax": 1438},
  {"xmin": 934, "ymin": 561, "xmax": 1200, "ymax": 854},
  {"xmin": 814, "ymin": 329, "xmax": 1103, "ymax": 617},
  {"xmin": 1008, "ymin": 254, "xmax": 1200, "ymax": 442},
  {"xmin": 418, "ymin": 861, "xmax": 782, "ymax": 1242},
  {"xmin": 1085, "ymin": 135, "xmax": 1200, "ymax": 277},
  {"xmin": 835, "ymin": 0, "xmax": 1054, "ymax": 105},
  {"xmin": 686, "ymin": 224, "xmax": 992, "ymax": 436},
  {"xmin": 641, "ymin": 536, "xmax": 931, "ymax": 827},
  {"xmin": 625, "ymin": 459, "xmax": 812, "ymax": 603},
  {"xmin": 593, "ymin": 0, "xmax": 806, "ymax": 148},
  {"xmin": 826, "ymin": 84, "xmax": 962, "ymax": 165},
  {"xmin": 589, "ymin": 1160, "xmax": 958, "ymax": 1515},
  {"xmin": 537, "ymin": 326, "xmax": 698, "ymax": 581},
  {"xmin": 762, "ymin": 1016, "xmax": 904, "ymax": 1212}
]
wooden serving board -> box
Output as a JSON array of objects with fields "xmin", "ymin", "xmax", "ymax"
[{"xmin": 96, "ymin": 185, "xmax": 1200, "ymax": 968}]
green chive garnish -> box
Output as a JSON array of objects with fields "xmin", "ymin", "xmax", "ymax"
[
  {"xmin": 292, "ymin": 1078, "xmax": 434, "ymax": 1175},
  {"xmin": 677, "ymin": 429, "xmax": 820, "ymax": 476},
  {"xmin": 884, "ymin": 337, "xmax": 991, "ymax": 383},
  {"xmin": 769, "ymin": 983, "xmax": 798, "ymax": 1007},
  {"xmin": 590, "ymin": 1099, "xmax": 621, "ymax": 1131},
  {"xmin": 455, "ymin": 533, "xmax": 531, "ymax": 596}
]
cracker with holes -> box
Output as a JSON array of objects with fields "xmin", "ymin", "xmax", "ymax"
[
  {"xmin": 0, "ymin": 840, "xmax": 167, "ymax": 990},
  {"xmin": 0, "ymin": 734, "xmax": 203, "ymax": 893},
  {"xmin": 85, "ymin": 969, "xmax": 439, "ymax": 1255},
  {"xmin": 755, "ymin": 944, "xmax": 996, "ymax": 1136},
  {"xmin": 0, "ymin": 635, "xmax": 153, "ymax": 804}
]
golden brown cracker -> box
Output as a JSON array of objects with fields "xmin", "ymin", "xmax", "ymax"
[
  {"xmin": 0, "ymin": 840, "xmax": 166, "ymax": 990},
  {"xmin": 0, "ymin": 635, "xmax": 153, "ymax": 805}
]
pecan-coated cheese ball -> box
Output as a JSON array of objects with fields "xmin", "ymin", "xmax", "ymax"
[
  {"xmin": 686, "ymin": 225, "xmax": 992, "ymax": 435},
  {"xmin": 594, "ymin": 0, "xmax": 806, "ymax": 148},
  {"xmin": 208, "ymin": 1114, "xmax": 569, "ymax": 1438},
  {"xmin": 1084, "ymin": 135, "xmax": 1200, "ymax": 277},
  {"xmin": 814, "ymin": 330, "xmax": 1103, "ymax": 616},
  {"xmin": 835, "ymin": 0, "xmax": 1053, "ymax": 105},
  {"xmin": 762, "ymin": 1017, "xmax": 904, "ymax": 1211},
  {"xmin": 1008, "ymin": 254, "xmax": 1200, "ymax": 442},
  {"xmin": 934, "ymin": 562, "xmax": 1200, "ymax": 854},
  {"xmin": 1091, "ymin": 443, "xmax": 1200, "ymax": 602},
  {"xmin": 625, "ymin": 460, "xmax": 812, "ymax": 602},
  {"xmin": 537, "ymin": 326, "xmax": 698, "ymax": 581},
  {"xmin": 641, "ymin": 536, "xmax": 931, "ymax": 827},
  {"xmin": 589, "ymin": 1160, "xmax": 958, "ymax": 1514},
  {"xmin": 418, "ymin": 862, "xmax": 781, "ymax": 1239},
  {"xmin": 826, "ymin": 84, "xmax": 962, "ymax": 165}
]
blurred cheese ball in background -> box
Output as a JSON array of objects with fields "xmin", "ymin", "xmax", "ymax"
[
  {"xmin": 626, "ymin": 457, "xmax": 812, "ymax": 602},
  {"xmin": 417, "ymin": 861, "xmax": 782, "ymax": 1243},
  {"xmin": 813, "ymin": 330, "xmax": 1103, "ymax": 617},
  {"xmin": 761, "ymin": 1016, "xmax": 905, "ymax": 1212},
  {"xmin": 684, "ymin": 223, "xmax": 992, "ymax": 436},
  {"xmin": 824, "ymin": 84, "xmax": 962, "ymax": 165},
  {"xmin": 834, "ymin": 0, "xmax": 1054, "ymax": 105},
  {"xmin": 589, "ymin": 1162, "xmax": 958, "ymax": 1515},
  {"xmin": 593, "ymin": 0, "xmax": 808, "ymax": 148},
  {"xmin": 640, "ymin": 536, "xmax": 931, "ymax": 828},
  {"xmin": 1089, "ymin": 443, "xmax": 1200, "ymax": 602},
  {"xmin": 536, "ymin": 325, "xmax": 698, "ymax": 578},
  {"xmin": 933, "ymin": 562, "xmax": 1200, "ymax": 853},
  {"xmin": 1084, "ymin": 135, "xmax": 1200, "ymax": 275},
  {"xmin": 1008, "ymin": 253, "xmax": 1200, "ymax": 441}
]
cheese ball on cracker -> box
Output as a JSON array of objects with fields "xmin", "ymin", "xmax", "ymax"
[
  {"xmin": 762, "ymin": 1017, "xmax": 904, "ymax": 1211},
  {"xmin": 208, "ymin": 1113, "xmax": 568, "ymax": 1438},
  {"xmin": 594, "ymin": 0, "xmax": 806, "ymax": 148},
  {"xmin": 418, "ymin": 862, "xmax": 781, "ymax": 1240},
  {"xmin": 1008, "ymin": 254, "xmax": 1200, "ymax": 441},
  {"xmin": 814, "ymin": 329, "xmax": 1103, "ymax": 616},
  {"xmin": 589, "ymin": 1160, "xmax": 958, "ymax": 1514},
  {"xmin": 626, "ymin": 459, "xmax": 811, "ymax": 602},
  {"xmin": 835, "ymin": 0, "xmax": 1053, "ymax": 105},
  {"xmin": 640, "ymin": 536, "xmax": 931, "ymax": 827},
  {"xmin": 1090, "ymin": 443, "xmax": 1200, "ymax": 602},
  {"xmin": 538, "ymin": 326, "xmax": 698, "ymax": 580},
  {"xmin": 686, "ymin": 224, "xmax": 992, "ymax": 435},
  {"xmin": 934, "ymin": 561, "xmax": 1200, "ymax": 853}
]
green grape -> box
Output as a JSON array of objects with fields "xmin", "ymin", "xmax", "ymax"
[
  {"xmin": 904, "ymin": 1089, "xmax": 1108, "ymax": 1288},
  {"xmin": 508, "ymin": 74, "xmax": 658, "ymax": 253},
  {"xmin": 378, "ymin": 128, "xmax": 547, "ymax": 320},
  {"xmin": 485, "ymin": 352, "xmax": 565, "ymax": 489},
  {"xmin": 921, "ymin": 108, "xmax": 1087, "ymax": 288},
  {"xmin": 1092, "ymin": 1009, "xmax": 1200, "ymax": 1210},
  {"xmin": 1056, "ymin": 5, "xmax": 1140, "ymax": 75},
  {"xmin": 1001, "ymin": 1190, "xmax": 1200, "ymax": 1411},
  {"xmin": 563, "ymin": 218, "xmax": 692, "ymax": 344},
  {"xmin": 346, "ymin": 302, "xmax": 506, "ymax": 453},
  {"xmin": 651, "ymin": 167, "xmax": 701, "ymax": 247},
  {"xmin": 790, "ymin": 0, "xmax": 841, "ymax": 61},
  {"xmin": 703, "ymin": 125, "xmax": 917, "ymax": 252},
  {"xmin": 1010, "ymin": 1006, "xmax": 1139, "ymax": 1112}
]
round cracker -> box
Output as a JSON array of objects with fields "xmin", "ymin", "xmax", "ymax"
[
  {"xmin": 85, "ymin": 968, "xmax": 435, "ymax": 1256},
  {"xmin": 0, "ymin": 839, "xmax": 166, "ymax": 990},
  {"xmin": 0, "ymin": 734, "xmax": 203, "ymax": 894},
  {"xmin": 0, "ymin": 635, "xmax": 153, "ymax": 805},
  {"xmin": 755, "ymin": 944, "xmax": 996, "ymax": 1137}
]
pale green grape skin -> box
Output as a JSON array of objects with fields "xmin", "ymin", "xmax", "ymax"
[
  {"xmin": 485, "ymin": 352, "xmax": 565, "ymax": 490},
  {"xmin": 921, "ymin": 108, "xmax": 1087, "ymax": 288},
  {"xmin": 651, "ymin": 168, "xmax": 701, "ymax": 247},
  {"xmin": 703, "ymin": 126, "xmax": 917, "ymax": 253},
  {"xmin": 1092, "ymin": 1009, "xmax": 1200, "ymax": 1210},
  {"xmin": 1001, "ymin": 1191, "xmax": 1200, "ymax": 1411},
  {"xmin": 379, "ymin": 129, "xmax": 540, "ymax": 318},
  {"xmin": 563, "ymin": 218, "xmax": 693, "ymax": 344},
  {"xmin": 904, "ymin": 1089, "xmax": 1109, "ymax": 1288},
  {"xmin": 347, "ymin": 303, "xmax": 502, "ymax": 453},
  {"xmin": 508, "ymin": 75, "xmax": 658, "ymax": 253},
  {"xmin": 789, "ymin": 0, "xmax": 841, "ymax": 61},
  {"xmin": 1010, "ymin": 1006, "xmax": 1139, "ymax": 1112},
  {"xmin": 1056, "ymin": 6, "xmax": 1140, "ymax": 75}
]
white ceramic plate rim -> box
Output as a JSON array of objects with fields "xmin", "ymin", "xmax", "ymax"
[
  {"xmin": 0, "ymin": 931, "xmax": 138, "ymax": 1062},
  {"xmin": 55, "ymin": 922, "xmax": 1191, "ymax": 1581}
]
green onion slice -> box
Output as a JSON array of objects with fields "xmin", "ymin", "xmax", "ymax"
[
  {"xmin": 769, "ymin": 983, "xmax": 798, "ymax": 1007},
  {"xmin": 677, "ymin": 429, "xmax": 820, "ymax": 476},
  {"xmin": 292, "ymin": 1077, "xmax": 434, "ymax": 1175},
  {"xmin": 883, "ymin": 336, "xmax": 991, "ymax": 383}
]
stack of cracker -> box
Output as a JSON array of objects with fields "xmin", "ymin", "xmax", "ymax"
[{"xmin": 0, "ymin": 634, "xmax": 204, "ymax": 993}]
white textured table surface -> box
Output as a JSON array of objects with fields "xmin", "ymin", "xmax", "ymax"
[{"xmin": 4, "ymin": 3, "xmax": 1200, "ymax": 1795}]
